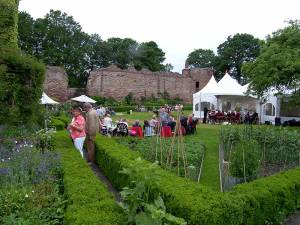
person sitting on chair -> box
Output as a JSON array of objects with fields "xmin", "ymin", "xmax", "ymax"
[
  {"xmin": 113, "ymin": 118, "xmax": 128, "ymax": 136},
  {"xmin": 143, "ymin": 120, "xmax": 154, "ymax": 137}
]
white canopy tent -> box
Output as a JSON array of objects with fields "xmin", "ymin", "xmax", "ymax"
[
  {"xmin": 40, "ymin": 92, "xmax": 59, "ymax": 105},
  {"xmin": 71, "ymin": 95, "xmax": 96, "ymax": 103},
  {"xmin": 193, "ymin": 73, "xmax": 259, "ymax": 118}
]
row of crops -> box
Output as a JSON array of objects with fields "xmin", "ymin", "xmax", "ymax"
[
  {"xmin": 117, "ymin": 135, "xmax": 206, "ymax": 182},
  {"xmin": 220, "ymin": 125, "xmax": 300, "ymax": 190}
]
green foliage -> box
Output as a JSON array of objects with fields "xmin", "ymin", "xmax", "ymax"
[
  {"xmin": 0, "ymin": 48, "xmax": 45, "ymax": 125},
  {"xmin": 220, "ymin": 125, "xmax": 300, "ymax": 166},
  {"xmin": 230, "ymin": 140, "xmax": 261, "ymax": 181},
  {"xmin": 0, "ymin": 128, "xmax": 65, "ymax": 224},
  {"xmin": 33, "ymin": 128, "xmax": 55, "ymax": 153},
  {"xmin": 120, "ymin": 161, "xmax": 186, "ymax": 225},
  {"xmin": 91, "ymin": 95, "xmax": 119, "ymax": 106},
  {"xmin": 53, "ymin": 131, "xmax": 125, "ymax": 224},
  {"xmin": 50, "ymin": 118, "xmax": 65, "ymax": 130},
  {"xmin": 216, "ymin": 33, "xmax": 261, "ymax": 83},
  {"xmin": 107, "ymin": 37, "xmax": 138, "ymax": 69},
  {"xmin": 0, "ymin": 0, "xmax": 18, "ymax": 49},
  {"xmin": 134, "ymin": 41, "xmax": 166, "ymax": 71},
  {"xmin": 243, "ymin": 20, "xmax": 300, "ymax": 99},
  {"xmin": 124, "ymin": 92, "xmax": 136, "ymax": 106},
  {"xmin": 94, "ymin": 132, "xmax": 300, "ymax": 225},
  {"xmin": 186, "ymin": 49, "xmax": 216, "ymax": 69}
]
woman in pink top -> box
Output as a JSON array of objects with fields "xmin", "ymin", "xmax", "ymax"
[{"xmin": 68, "ymin": 108, "xmax": 86, "ymax": 157}]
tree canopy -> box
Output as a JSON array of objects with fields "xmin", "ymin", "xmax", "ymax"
[
  {"xmin": 185, "ymin": 34, "xmax": 261, "ymax": 83},
  {"xmin": 18, "ymin": 10, "xmax": 168, "ymax": 87},
  {"xmin": 216, "ymin": 33, "xmax": 261, "ymax": 84},
  {"xmin": 243, "ymin": 20, "xmax": 300, "ymax": 101},
  {"xmin": 186, "ymin": 49, "xmax": 216, "ymax": 69}
]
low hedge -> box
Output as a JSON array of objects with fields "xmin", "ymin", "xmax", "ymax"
[
  {"xmin": 53, "ymin": 115, "xmax": 70, "ymax": 127},
  {"xmin": 54, "ymin": 131, "xmax": 125, "ymax": 225},
  {"xmin": 94, "ymin": 134, "xmax": 300, "ymax": 225}
]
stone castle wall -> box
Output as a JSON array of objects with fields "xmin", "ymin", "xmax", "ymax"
[
  {"xmin": 43, "ymin": 66, "xmax": 69, "ymax": 102},
  {"xmin": 44, "ymin": 65, "xmax": 213, "ymax": 103},
  {"xmin": 87, "ymin": 65, "xmax": 213, "ymax": 103}
]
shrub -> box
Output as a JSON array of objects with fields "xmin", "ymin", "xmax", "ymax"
[
  {"xmin": 94, "ymin": 134, "xmax": 300, "ymax": 225},
  {"xmin": 53, "ymin": 131, "xmax": 125, "ymax": 225},
  {"xmin": 0, "ymin": 48, "xmax": 45, "ymax": 125},
  {"xmin": 0, "ymin": 0, "xmax": 18, "ymax": 49},
  {"xmin": 50, "ymin": 118, "xmax": 65, "ymax": 130}
]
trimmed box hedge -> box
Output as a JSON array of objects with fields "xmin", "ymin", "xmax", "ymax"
[
  {"xmin": 94, "ymin": 134, "xmax": 300, "ymax": 225},
  {"xmin": 54, "ymin": 131, "xmax": 125, "ymax": 225}
]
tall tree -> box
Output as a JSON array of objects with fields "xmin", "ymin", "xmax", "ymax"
[
  {"xmin": 18, "ymin": 10, "xmax": 89, "ymax": 87},
  {"xmin": 186, "ymin": 49, "xmax": 216, "ymax": 69},
  {"xmin": 85, "ymin": 34, "xmax": 111, "ymax": 71},
  {"xmin": 243, "ymin": 20, "xmax": 300, "ymax": 101},
  {"xmin": 106, "ymin": 37, "xmax": 138, "ymax": 69},
  {"xmin": 216, "ymin": 33, "xmax": 261, "ymax": 84},
  {"xmin": 133, "ymin": 41, "xmax": 165, "ymax": 71},
  {"xmin": 18, "ymin": 11, "xmax": 35, "ymax": 53}
]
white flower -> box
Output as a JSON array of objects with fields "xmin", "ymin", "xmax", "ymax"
[
  {"xmin": 25, "ymin": 194, "xmax": 29, "ymax": 198},
  {"xmin": 31, "ymin": 190, "xmax": 35, "ymax": 193},
  {"xmin": 15, "ymin": 141, "xmax": 18, "ymax": 144}
]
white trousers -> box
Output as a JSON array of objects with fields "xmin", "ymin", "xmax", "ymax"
[{"xmin": 73, "ymin": 136, "xmax": 86, "ymax": 157}]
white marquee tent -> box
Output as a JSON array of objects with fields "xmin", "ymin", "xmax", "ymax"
[
  {"xmin": 193, "ymin": 73, "xmax": 259, "ymax": 118},
  {"xmin": 71, "ymin": 95, "xmax": 96, "ymax": 103},
  {"xmin": 40, "ymin": 92, "xmax": 59, "ymax": 105},
  {"xmin": 193, "ymin": 73, "xmax": 300, "ymax": 124}
]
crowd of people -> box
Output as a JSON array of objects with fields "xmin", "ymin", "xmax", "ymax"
[
  {"xmin": 203, "ymin": 107, "xmax": 259, "ymax": 125},
  {"xmin": 67, "ymin": 103, "xmax": 199, "ymax": 160}
]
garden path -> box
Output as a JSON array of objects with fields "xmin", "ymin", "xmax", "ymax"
[
  {"xmin": 283, "ymin": 210, "xmax": 300, "ymax": 225},
  {"xmin": 89, "ymin": 162, "xmax": 121, "ymax": 202}
]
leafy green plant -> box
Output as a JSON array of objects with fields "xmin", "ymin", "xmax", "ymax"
[
  {"xmin": 119, "ymin": 160, "xmax": 187, "ymax": 225},
  {"xmin": 230, "ymin": 140, "xmax": 261, "ymax": 181}
]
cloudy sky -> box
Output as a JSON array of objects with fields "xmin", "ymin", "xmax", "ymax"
[{"xmin": 19, "ymin": 0, "xmax": 299, "ymax": 72}]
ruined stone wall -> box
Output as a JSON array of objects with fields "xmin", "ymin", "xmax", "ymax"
[
  {"xmin": 43, "ymin": 66, "xmax": 68, "ymax": 101},
  {"xmin": 87, "ymin": 65, "xmax": 213, "ymax": 103}
]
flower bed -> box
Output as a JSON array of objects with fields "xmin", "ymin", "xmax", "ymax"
[{"xmin": 0, "ymin": 128, "xmax": 65, "ymax": 224}]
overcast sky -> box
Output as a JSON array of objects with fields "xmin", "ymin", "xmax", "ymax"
[{"xmin": 19, "ymin": 0, "xmax": 299, "ymax": 72}]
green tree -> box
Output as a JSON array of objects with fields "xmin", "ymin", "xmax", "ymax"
[
  {"xmin": 216, "ymin": 33, "xmax": 261, "ymax": 84},
  {"xmin": 162, "ymin": 63, "xmax": 174, "ymax": 72},
  {"xmin": 243, "ymin": 21, "xmax": 300, "ymax": 100},
  {"xmin": 0, "ymin": 0, "xmax": 19, "ymax": 49},
  {"xmin": 106, "ymin": 37, "xmax": 138, "ymax": 69},
  {"xmin": 18, "ymin": 10, "xmax": 89, "ymax": 87},
  {"xmin": 186, "ymin": 48, "xmax": 216, "ymax": 69},
  {"xmin": 85, "ymin": 34, "xmax": 111, "ymax": 71},
  {"xmin": 134, "ymin": 41, "xmax": 165, "ymax": 71}
]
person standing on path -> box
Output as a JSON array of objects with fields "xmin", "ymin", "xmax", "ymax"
[
  {"xmin": 68, "ymin": 108, "xmax": 86, "ymax": 157},
  {"xmin": 83, "ymin": 103, "xmax": 99, "ymax": 163}
]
